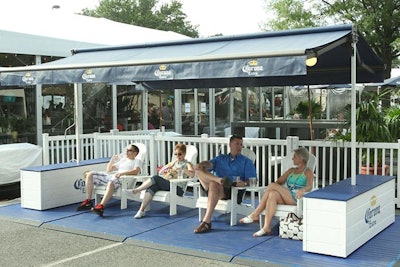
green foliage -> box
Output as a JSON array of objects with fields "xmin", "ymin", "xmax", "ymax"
[
  {"xmin": 356, "ymin": 100, "xmax": 392, "ymax": 143},
  {"xmin": 294, "ymin": 100, "xmax": 322, "ymax": 119},
  {"xmin": 0, "ymin": 116, "xmax": 8, "ymax": 130},
  {"xmin": 334, "ymin": 91, "xmax": 392, "ymax": 143},
  {"xmin": 81, "ymin": 0, "xmax": 199, "ymax": 38},
  {"xmin": 385, "ymin": 106, "xmax": 400, "ymax": 140},
  {"xmin": 264, "ymin": 0, "xmax": 324, "ymax": 30},
  {"xmin": 9, "ymin": 117, "xmax": 26, "ymax": 132},
  {"xmin": 332, "ymin": 91, "xmax": 394, "ymax": 165}
]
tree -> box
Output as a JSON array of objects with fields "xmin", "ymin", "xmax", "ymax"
[
  {"xmin": 263, "ymin": 0, "xmax": 325, "ymax": 30},
  {"xmin": 81, "ymin": 0, "xmax": 199, "ymax": 38},
  {"xmin": 263, "ymin": 0, "xmax": 400, "ymax": 79}
]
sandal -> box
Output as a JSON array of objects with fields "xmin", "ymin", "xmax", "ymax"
[
  {"xmin": 253, "ymin": 229, "xmax": 272, "ymax": 237},
  {"xmin": 194, "ymin": 221, "xmax": 212, "ymax": 233},
  {"xmin": 239, "ymin": 216, "xmax": 259, "ymax": 224}
]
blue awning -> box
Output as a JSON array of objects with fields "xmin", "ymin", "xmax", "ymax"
[{"xmin": 0, "ymin": 24, "xmax": 384, "ymax": 88}]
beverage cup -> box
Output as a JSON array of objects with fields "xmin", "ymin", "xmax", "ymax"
[
  {"xmin": 249, "ymin": 177, "xmax": 258, "ymax": 187},
  {"xmin": 113, "ymin": 153, "xmax": 124, "ymax": 164},
  {"xmin": 234, "ymin": 176, "xmax": 241, "ymax": 183},
  {"xmin": 178, "ymin": 168, "xmax": 183, "ymax": 179}
]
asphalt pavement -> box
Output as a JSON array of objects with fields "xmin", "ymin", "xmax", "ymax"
[{"xmin": 0, "ymin": 198, "xmax": 281, "ymax": 267}]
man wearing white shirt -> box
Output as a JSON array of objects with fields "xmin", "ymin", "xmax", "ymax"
[{"xmin": 76, "ymin": 144, "xmax": 142, "ymax": 216}]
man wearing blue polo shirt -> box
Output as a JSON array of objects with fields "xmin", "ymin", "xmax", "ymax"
[{"xmin": 194, "ymin": 135, "xmax": 257, "ymax": 233}]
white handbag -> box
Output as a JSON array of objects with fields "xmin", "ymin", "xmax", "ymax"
[{"xmin": 279, "ymin": 212, "xmax": 303, "ymax": 240}]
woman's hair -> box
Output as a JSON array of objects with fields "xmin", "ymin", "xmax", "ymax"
[
  {"xmin": 294, "ymin": 147, "xmax": 309, "ymax": 164},
  {"xmin": 175, "ymin": 143, "xmax": 187, "ymax": 154}
]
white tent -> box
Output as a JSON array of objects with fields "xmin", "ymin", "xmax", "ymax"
[{"xmin": 0, "ymin": 9, "xmax": 190, "ymax": 57}]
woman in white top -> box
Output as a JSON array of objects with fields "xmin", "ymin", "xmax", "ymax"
[{"xmin": 125, "ymin": 143, "xmax": 194, "ymax": 219}]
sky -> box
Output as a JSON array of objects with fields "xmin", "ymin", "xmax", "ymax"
[{"xmin": 0, "ymin": 0, "xmax": 266, "ymax": 37}]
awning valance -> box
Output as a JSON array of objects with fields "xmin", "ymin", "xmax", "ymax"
[{"xmin": 0, "ymin": 24, "xmax": 384, "ymax": 88}]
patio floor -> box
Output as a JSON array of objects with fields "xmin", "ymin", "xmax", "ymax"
[{"xmin": 0, "ymin": 199, "xmax": 399, "ymax": 267}]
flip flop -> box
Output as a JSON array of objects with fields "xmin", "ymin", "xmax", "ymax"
[
  {"xmin": 253, "ymin": 229, "xmax": 272, "ymax": 237},
  {"xmin": 239, "ymin": 216, "xmax": 259, "ymax": 224}
]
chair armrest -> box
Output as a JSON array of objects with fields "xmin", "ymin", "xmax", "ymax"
[
  {"xmin": 169, "ymin": 178, "xmax": 194, "ymax": 184},
  {"xmin": 297, "ymin": 196, "xmax": 304, "ymax": 217},
  {"xmin": 120, "ymin": 175, "xmax": 151, "ymax": 188}
]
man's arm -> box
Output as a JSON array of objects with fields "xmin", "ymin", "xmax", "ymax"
[
  {"xmin": 116, "ymin": 166, "xmax": 141, "ymax": 177},
  {"xmin": 106, "ymin": 155, "xmax": 119, "ymax": 172}
]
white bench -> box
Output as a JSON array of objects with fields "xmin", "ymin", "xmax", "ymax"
[{"xmin": 20, "ymin": 158, "xmax": 109, "ymax": 210}]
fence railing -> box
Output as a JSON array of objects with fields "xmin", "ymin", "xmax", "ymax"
[{"xmin": 42, "ymin": 131, "xmax": 400, "ymax": 207}]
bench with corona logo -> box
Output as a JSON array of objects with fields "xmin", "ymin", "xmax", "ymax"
[
  {"xmin": 20, "ymin": 158, "xmax": 109, "ymax": 210},
  {"xmin": 303, "ymin": 175, "xmax": 395, "ymax": 258}
]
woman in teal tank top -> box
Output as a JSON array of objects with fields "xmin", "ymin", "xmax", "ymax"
[
  {"xmin": 286, "ymin": 168, "xmax": 308, "ymax": 201},
  {"xmin": 239, "ymin": 147, "xmax": 314, "ymax": 237}
]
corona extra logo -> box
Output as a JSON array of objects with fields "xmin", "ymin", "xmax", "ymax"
[
  {"xmin": 365, "ymin": 195, "xmax": 380, "ymax": 228},
  {"xmin": 82, "ymin": 69, "xmax": 96, "ymax": 82},
  {"xmin": 242, "ymin": 59, "xmax": 264, "ymax": 76},
  {"xmin": 154, "ymin": 65, "xmax": 173, "ymax": 79},
  {"xmin": 74, "ymin": 178, "xmax": 86, "ymax": 193},
  {"xmin": 22, "ymin": 72, "xmax": 36, "ymax": 84}
]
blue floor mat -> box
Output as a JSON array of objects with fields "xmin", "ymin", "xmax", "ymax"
[{"xmin": 0, "ymin": 201, "xmax": 399, "ymax": 267}]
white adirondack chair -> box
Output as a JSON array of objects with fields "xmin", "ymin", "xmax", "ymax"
[
  {"xmin": 130, "ymin": 144, "xmax": 199, "ymax": 216},
  {"xmin": 258, "ymin": 152, "xmax": 317, "ymax": 228},
  {"xmin": 196, "ymin": 147, "xmax": 257, "ymax": 226},
  {"xmin": 93, "ymin": 143, "xmax": 147, "ymax": 209}
]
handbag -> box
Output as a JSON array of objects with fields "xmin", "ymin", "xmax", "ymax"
[
  {"xmin": 158, "ymin": 163, "xmax": 177, "ymax": 180},
  {"xmin": 279, "ymin": 212, "xmax": 303, "ymax": 240}
]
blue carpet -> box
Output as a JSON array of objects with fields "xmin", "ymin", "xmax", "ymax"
[{"xmin": 0, "ymin": 200, "xmax": 399, "ymax": 266}]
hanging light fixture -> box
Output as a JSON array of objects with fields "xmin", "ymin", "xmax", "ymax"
[{"xmin": 306, "ymin": 56, "xmax": 318, "ymax": 67}]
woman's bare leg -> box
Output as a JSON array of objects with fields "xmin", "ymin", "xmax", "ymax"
[
  {"xmin": 138, "ymin": 192, "xmax": 153, "ymax": 212},
  {"xmin": 132, "ymin": 179, "xmax": 152, "ymax": 194},
  {"xmin": 257, "ymin": 184, "xmax": 296, "ymax": 234}
]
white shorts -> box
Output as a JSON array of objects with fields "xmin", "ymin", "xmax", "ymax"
[{"xmin": 92, "ymin": 171, "xmax": 121, "ymax": 189}]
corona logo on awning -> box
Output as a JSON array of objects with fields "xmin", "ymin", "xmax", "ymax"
[
  {"xmin": 242, "ymin": 59, "xmax": 264, "ymax": 76},
  {"xmin": 82, "ymin": 69, "xmax": 96, "ymax": 82},
  {"xmin": 154, "ymin": 64, "xmax": 173, "ymax": 80},
  {"xmin": 22, "ymin": 72, "xmax": 36, "ymax": 85}
]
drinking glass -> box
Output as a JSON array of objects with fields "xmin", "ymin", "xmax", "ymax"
[
  {"xmin": 249, "ymin": 177, "xmax": 258, "ymax": 187},
  {"xmin": 177, "ymin": 167, "xmax": 184, "ymax": 179}
]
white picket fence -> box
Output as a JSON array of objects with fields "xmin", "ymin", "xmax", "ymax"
[{"xmin": 42, "ymin": 131, "xmax": 400, "ymax": 207}]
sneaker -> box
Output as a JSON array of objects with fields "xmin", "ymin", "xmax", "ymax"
[
  {"xmin": 76, "ymin": 199, "xmax": 93, "ymax": 211},
  {"xmin": 134, "ymin": 210, "xmax": 146, "ymax": 219},
  {"xmin": 122, "ymin": 189, "xmax": 136, "ymax": 198},
  {"xmin": 91, "ymin": 204, "xmax": 104, "ymax": 217}
]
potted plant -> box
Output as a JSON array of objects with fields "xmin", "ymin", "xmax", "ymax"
[
  {"xmin": 0, "ymin": 116, "xmax": 8, "ymax": 133},
  {"xmin": 9, "ymin": 117, "xmax": 26, "ymax": 141},
  {"xmin": 332, "ymin": 91, "xmax": 392, "ymax": 175},
  {"xmin": 294, "ymin": 100, "xmax": 322, "ymax": 119}
]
